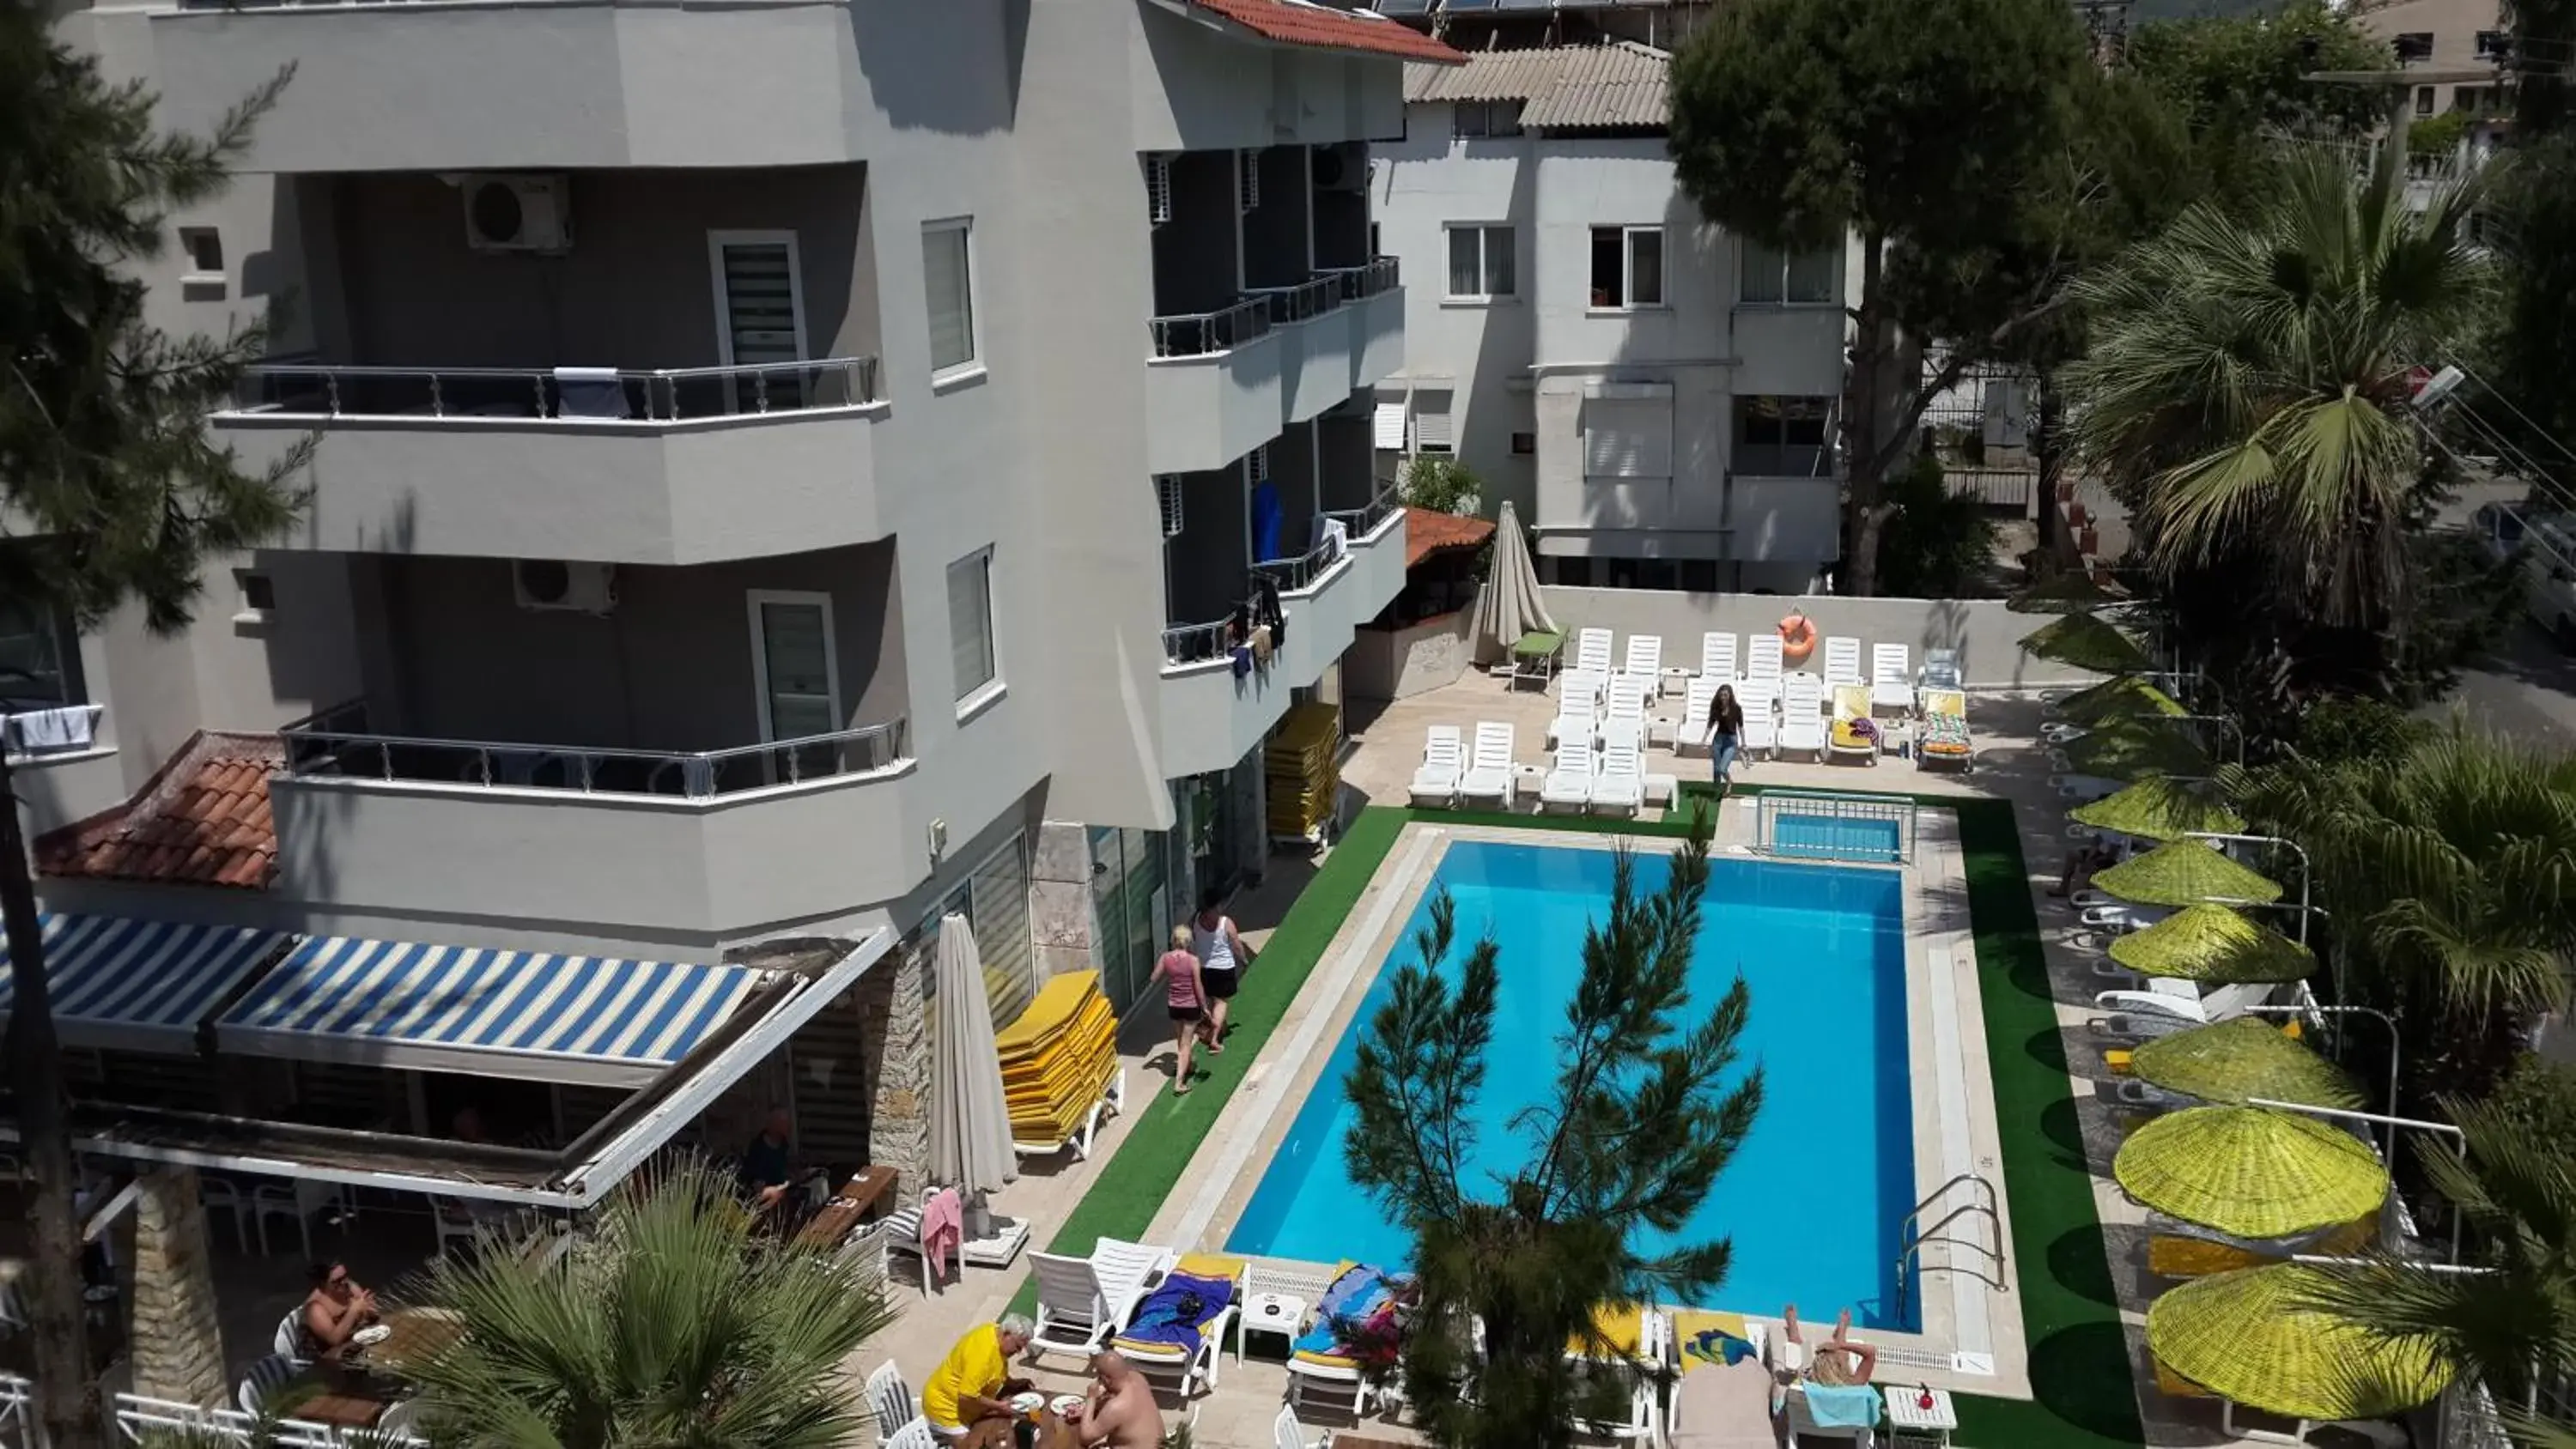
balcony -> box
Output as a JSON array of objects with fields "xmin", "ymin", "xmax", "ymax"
[
  {"xmin": 267, "ymin": 704, "xmax": 920, "ymax": 942},
  {"xmin": 1728, "ymin": 476, "xmax": 1844, "ymax": 563},
  {"xmin": 1730, "ymin": 306, "xmax": 1847, "ymax": 397},
  {"xmin": 1145, "ymin": 260, "xmax": 1404, "ymax": 475},
  {"xmin": 1156, "ymin": 491, "xmax": 1406, "ymax": 780},
  {"xmin": 134, "ymin": 0, "xmax": 875, "ymax": 173},
  {"xmin": 214, "ymin": 359, "xmax": 890, "ymax": 565}
]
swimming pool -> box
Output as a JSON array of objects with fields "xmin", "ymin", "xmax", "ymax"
[{"xmin": 1225, "ymin": 840, "xmax": 1921, "ymax": 1330}]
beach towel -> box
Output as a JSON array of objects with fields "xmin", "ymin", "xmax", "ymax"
[
  {"xmin": 1113, "ymin": 1271, "xmax": 1236, "ymax": 1355},
  {"xmin": 920, "ymin": 1188, "xmax": 963, "ymax": 1276},
  {"xmin": 1291, "ymin": 1264, "xmax": 1406, "ymax": 1366},
  {"xmin": 1802, "ymin": 1382, "xmax": 1880, "ymax": 1429},
  {"xmin": 1672, "ymin": 1310, "xmax": 1759, "ymax": 1369}
]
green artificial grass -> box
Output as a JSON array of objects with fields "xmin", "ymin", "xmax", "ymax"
[{"xmin": 1004, "ymin": 795, "xmax": 2144, "ymax": 1447}]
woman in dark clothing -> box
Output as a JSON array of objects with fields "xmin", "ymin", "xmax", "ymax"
[{"xmin": 1706, "ymin": 684, "xmax": 1747, "ymax": 793}]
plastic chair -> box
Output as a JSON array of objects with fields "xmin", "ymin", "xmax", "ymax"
[
  {"xmin": 253, "ymin": 1179, "xmax": 349, "ymax": 1258},
  {"xmin": 239, "ymin": 1354, "xmax": 302, "ymax": 1416},
  {"xmin": 199, "ymin": 1177, "xmax": 252, "ymax": 1255},
  {"xmin": 271, "ymin": 1308, "xmax": 304, "ymax": 1358},
  {"xmin": 886, "ymin": 1416, "xmax": 939, "ymax": 1449},
  {"xmin": 377, "ymin": 1400, "xmax": 424, "ymax": 1442},
  {"xmin": 867, "ymin": 1361, "xmax": 919, "ymax": 1448}
]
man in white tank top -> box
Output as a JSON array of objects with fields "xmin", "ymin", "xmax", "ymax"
[{"xmin": 1189, "ymin": 887, "xmax": 1251, "ymax": 1046}]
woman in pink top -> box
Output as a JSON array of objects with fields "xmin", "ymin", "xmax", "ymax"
[{"xmin": 1147, "ymin": 926, "xmax": 1214, "ymax": 1094}]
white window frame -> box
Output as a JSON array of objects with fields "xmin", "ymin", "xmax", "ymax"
[
  {"xmin": 922, "ymin": 215, "xmax": 983, "ymax": 384},
  {"xmin": 1443, "ymin": 224, "xmax": 1516, "ymax": 302},
  {"xmin": 1740, "ymin": 238, "xmax": 1838, "ymax": 307},
  {"xmin": 948, "ymin": 544, "xmax": 1004, "ymax": 716},
  {"xmin": 706, "ymin": 230, "xmax": 811, "ymax": 414},
  {"xmin": 1452, "ymin": 100, "xmax": 1524, "ymax": 140},
  {"xmin": 744, "ymin": 589, "xmax": 843, "ymax": 748},
  {"xmin": 1589, "ymin": 225, "xmax": 1666, "ymax": 312}
]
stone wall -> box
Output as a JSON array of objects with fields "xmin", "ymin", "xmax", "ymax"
[
  {"xmin": 1028, "ymin": 822, "xmax": 1097, "ymax": 984},
  {"xmin": 858, "ymin": 941, "xmax": 931, "ymax": 1197},
  {"xmin": 1346, "ymin": 610, "xmax": 1475, "ymax": 702},
  {"xmin": 128, "ymin": 1167, "xmax": 223, "ymax": 1407}
]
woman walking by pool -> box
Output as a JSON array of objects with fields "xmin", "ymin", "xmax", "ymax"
[
  {"xmin": 1705, "ymin": 683, "xmax": 1747, "ymax": 794},
  {"xmin": 1147, "ymin": 926, "xmax": 1214, "ymax": 1094},
  {"xmin": 1190, "ymin": 888, "xmax": 1253, "ymax": 1045}
]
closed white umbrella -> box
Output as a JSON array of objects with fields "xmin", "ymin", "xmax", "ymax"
[
  {"xmin": 929, "ymin": 915, "xmax": 1017, "ymax": 1198},
  {"xmin": 1472, "ymin": 499, "xmax": 1558, "ymax": 663}
]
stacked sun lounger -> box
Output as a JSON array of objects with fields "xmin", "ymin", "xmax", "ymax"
[
  {"xmin": 998, "ymin": 972, "xmax": 1122, "ymax": 1156},
  {"xmin": 1266, "ymin": 703, "xmax": 1340, "ymax": 844}
]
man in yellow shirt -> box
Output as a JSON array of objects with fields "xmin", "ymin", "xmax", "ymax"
[{"xmin": 922, "ymin": 1313, "xmax": 1036, "ymax": 1446}]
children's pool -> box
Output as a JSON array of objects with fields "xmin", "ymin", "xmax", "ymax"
[{"xmin": 1224, "ymin": 840, "xmax": 1921, "ymax": 1330}]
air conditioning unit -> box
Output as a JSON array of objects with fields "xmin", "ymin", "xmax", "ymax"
[
  {"xmin": 1312, "ymin": 144, "xmax": 1367, "ymax": 193},
  {"xmin": 1145, "ymin": 155, "xmax": 1174, "ymax": 227},
  {"xmin": 1156, "ymin": 475, "xmax": 1186, "ymax": 539},
  {"xmin": 463, "ymin": 174, "xmax": 572, "ymax": 253},
  {"xmin": 512, "ymin": 560, "xmax": 617, "ymax": 614}
]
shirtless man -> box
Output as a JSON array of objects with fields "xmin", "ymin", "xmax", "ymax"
[{"xmin": 1055, "ymin": 1350, "xmax": 1161, "ymax": 1449}]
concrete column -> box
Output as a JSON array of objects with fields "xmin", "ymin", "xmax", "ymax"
[
  {"xmin": 127, "ymin": 1167, "xmax": 224, "ymax": 1407},
  {"xmin": 1029, "ymin": 821, "xmax": 1097, "ymax": 984},
  {"xmin": 859, "ymin": 942, "xmax": 931, "ymax": 1197}
]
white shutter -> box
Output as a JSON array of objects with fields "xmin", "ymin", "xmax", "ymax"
[
  {"xmin": 1146, "ymin": 155, "xmax": 1173, "ymax": 226},
  {"xmin": 1239, "ymin": 150, "xmax": 1261, "ymax": 213},
  {"xmin": 1157, "ymin": 475, "xmax": 1186, "ymax": 538},
  {"xmin": 1372, "ymin": 401, "xmax": 1409, "ymax": 451},
  {"xmin": 970, "ymin": 838, "xmax": 1036, "ymax": 1028},
  {"xmin": 1413, "ymin": 390, "xmax": 1455, "ymax": 452},
  {"xmin": 1583, "ymin": 393, "xmax": 1674, "ymax": 479},
  {"xmin": 945, "ymin": 549, "xmax": 995, "ymax": 699},
  {"xmin": 714, "ymin": 238, "xmax": 805, "ymax": 409},
  {"xmin": 1249, "ymin": 445, "xmax": 1270, "ymax": 483}
]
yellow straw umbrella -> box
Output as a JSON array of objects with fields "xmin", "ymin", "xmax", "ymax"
[
  {"xmin": 2148, "ymin": 1264, "xmax": 2451, "ymax": 1423},
  {"xmin": 2093, "ymin": 839, "xmax": 2281, "ymax": 907},
  {"xmin": 2107, "ymin": 905, "xmax": 2314, "ymax": 984},
  {"xmin": 2130, "ymin": 1019, "xmax": 2365, "ymax": 1109},
  {"xmin": 2116, "ymin": 1106, "xmax": 2388, "ymax": 1239},
  {"xmin": 2070, "ymin": 778, "xmax": 2246, "ymax": 843},
  {"xmin": 2019, "ymin": 612, "xmax": 2153, "ymax": 673}
]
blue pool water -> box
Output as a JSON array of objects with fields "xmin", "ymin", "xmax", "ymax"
[
  {"xmin": 1225, "ymin": 841, "xmax": 1919, "ymax": 1330},
  {"xmin": 1771, "ymin": 813, "xmax": 1905, "ymax": 864}
]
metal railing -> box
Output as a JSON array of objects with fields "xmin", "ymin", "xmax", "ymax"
[
  {"xmin": 0, "ymin": 1375, "xmax": 27, "ymax": 1449},
  {"xmin": 1162, "ymin": 615, "xmax": 1239, "ymax": 665},
  {"xmin": 1148, "ymin": 297, "xmax": 1272, "ymax": 359},
  {"xmin": 225, "ymin": 356, "xmax": 881, "ymax": 422},
  {"xmin": 1753, "ymin": 788, "xmax": 1917, "ymax": 864},
  {"xmin": 1252, "ymin": 532, "xmax": 1347, "ymax": 594},
  {"xmin": 1893, "ymin": 1173, "xmax": 2008, "ymax": 1317},
  {"xmin": 1245, "ymin": 275, "xmax": 1341, "ymax": 326},
  {"xmin": 1321, "ymin": 477, "xmax": 1404, "ymax": 543},
  {"xmin": 279, "ymin": 700, "xmax": 908, "ymax": 799},
  {"xmin": 113, "ymin": 1391, "xmax": 418, "ymax": 1448},
  {"xmin": 1322, "ymin": 256, "xmax": 1400, "ymax": 303},
  {"xmin": 1, "ymin": 701, "xmax": 105, "ymax": 760}
]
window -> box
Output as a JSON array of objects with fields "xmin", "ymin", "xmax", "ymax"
[
  {"xmin": 2477, "ymin": 29, "xmax": 2506, "ymax": 58},
  {"xmin": 178, "ymin": 227, "xmax": 222, "ymax": 280},
  {"xmin": 1741, "ymin": 238, "xmax": 1838, "ymax": 305},
  {"xmin": 1452, "ymin": 100, "xmax": 1524, "ymax": 139},
  {"xmin": 1445, "ymin": 225, "xmax": 1516, "ymax": 300},
  {"xmin": 747, "ymin": 591, "xmax": 841, "ymax": 779},
  {"xmin": 947, "ymin": 546, "xmax": 999, "ymax": 706},
  {"xmin": 1412, "ymin": 391, "xmax": 1455, "ymax": 453},
  {"xmin": 1589, "ymin": 226, "xmax": 1664, "ymax": 309},
  {"xmin": 1735, "ymin": 396, "xmax": 1834, "ymax": 476},
  {"xmin": 1552, "ymin": 556, "xmax": 1593, "ymax": 587},
  {"xmin": 1583, "ymin": 386, "xmax": 1674, "ymax": 479},
  {"xmin": 920, "ymin": 833, "xmax": 1036, "ymax": 1028},
  {"xmin": 2394, "ymin": 31, "xmax": 2433, "ymax": 60},
  {"xmin": 2416, "ymin": 85, "xmax": 2437, "ymax": 116},
  {"xmin": 922, "ymin": 217, "xmax": 978, "ymax": 377},
  {"xmin": 709, "ymin": 232, "xmax": 808, "ymax": 409},
  {"xmin": 1510, "ymin": 431, "xmax": 1537, "ymax": 456},
  {"xmin": 0, "ymin": 599, "xmax": 79, "ymax": 709},
  {"xmin": 233, "ymin": 567, "xmax": 275, "ymax": 620}
]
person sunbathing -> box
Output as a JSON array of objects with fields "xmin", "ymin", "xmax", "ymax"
[{"xmin": 1779, "ymin": 1304, "xmax": 1878, "ymax": 1385}]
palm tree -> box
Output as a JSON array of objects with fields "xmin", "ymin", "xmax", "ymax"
[
  {"xmin": 2225, "ymin": 719, "xmax": 2576, "ymax": 1099},
  {"xmin": 2295, "ymin": 1099, "xmax": 2576, "ymax": 1440},
  {"xmin": 2064, "ymin": 147, "xmax": 2491, "ymax": 630},
  {"xmin": 402, "ymin": 1164, "xmax": 896, "ymax": 1449}
]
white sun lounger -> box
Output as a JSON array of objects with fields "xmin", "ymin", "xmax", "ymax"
[
  {"xmin": 1030, "ymin": 1237, "xmax": 1176, "ymax": 1363},
  {"xmin": 1591, "ymin": 737, "xmax": 1645, "ymax": 816},
  {"xmin": 1110, "ymin": 1258, "xmax": 1247, "ymax": 1401},
  {"xmin": 1777, "ymin": 675, "xmax": 1827, "ymax": 761},
  {"xmin": 1698, "ymin": 632, "xmax": 1740, "ymax": 686},
  {"xmin": 1560, "ymin": 666, "xmax": 1608, "ymax": 708},
  {"xmin": 1573, "ymin": 627, "xmax": 1614, "ymax": 677},
  {"xmin": 1675, "ymin": 676, "xmax": 1722, "ymax": 756},
  {"xmin": 1459, "ymin": 722, "xmax": 1516, "ymax": 809},
  {"xmin": 1736, "ymin": 679, "xmax": 1779, "ymax": 759},
  {"xmin": 1870, "ymin": 644, "xmax": 1914, "ymax": 713},
  {"xmin": 1743, "ymin": 634, "xmax": 1783, "ymax": 684},
  {"xmin": 1821, "ymin": 635, "xmax": 1864, "ymax": 689},
  {"xmin": 1546, "ymin": 694, "xmax": 1600, "ymax": 751},
  {"xmin": 1597, "ymin": 714, "xmax": 1646, "ymax": 756},
  {"xmin": 1922, "ymin": 646, "xmax": 1963, "ymax": 689},
  {"xmin": 1541, "ymin": 740, "xmax": 1595, "ymax": 812},
  {"xmin": 1408, "ymin": 725, "xmax": 1463, "ymax": 807},
  {"xmin": 1618, "ymin": 634, "xmax": 1663, "ymax": 694}
]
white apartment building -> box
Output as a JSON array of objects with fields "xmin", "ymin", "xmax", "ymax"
[
  {"xmin": 1374, "ymin": 41, "xmax": 1847, "ymax": 592},
  {"xmin": 2, "ymin": 0, "xmax": 1436, "ymax": 1353}
]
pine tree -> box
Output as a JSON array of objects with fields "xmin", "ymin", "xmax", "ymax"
[
  {"xmin": 1341, "ymin": 826, "xmax": 1763, "ymax": 1449},
  {"xmin": 0, "ymin": 4, "xmax": 299, "ymax": 1442}
]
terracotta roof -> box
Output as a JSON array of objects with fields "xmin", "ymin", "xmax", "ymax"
[
  {"xmin": 1402, "ymin": 40, "xmax": 1671, "ymax": 130},
  {"xmin": 39, "ymin": 733, "xmax": 282, "ymax": 891},
  {"xmin": 1405, "ymin": 506, "xmax": 1496, "ymax": 567},
  {"xmin": 1188, "ymin": 0, "xmax": 1466, "ymax": 64}
]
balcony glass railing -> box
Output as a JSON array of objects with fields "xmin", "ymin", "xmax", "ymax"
[
  {"xmin": 279, "ymin": 700, "xmax": 908, "ymax": 798},
  {"xmin": 224, "ymin": 357, "xmax": 881, "ymax": 421},
  {"xmin": 1148, "ymin": 299, "xmax": 1273, "ymax": 360},
  {"xmin": 1321, "ymin": 256, "xmax": 1400, "ymax": 303},
  {"xmin": 1245, "ymin": 275, "xmax": 1341, "ymax": 326},
  {"xmin": 1321, "ymin": 477, "xmax": 1403, "ymax": 542},
  {"xmin": 1253, "ymin": 532, "xmax": 1346, "ymax": 593}
]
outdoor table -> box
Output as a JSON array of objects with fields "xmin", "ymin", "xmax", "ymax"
[
  {"xmin": 289, "ymin": 1373, "xmax": 398, "ymax": 1430},
  {"xmin": 1880, "ymin": 1385, "xmax": 1958, "ymax": 1446},
  {"xmin": 368, "ymin": 1307, "xmax": 464, "ymax": 1373},
  {"xmin": 791, "ymin": 1167, "xmax": 901, "ymax": 1250},
  {"xmin": 1237, "ymin": 1291, "xmax": 1305, "ymax": 1362}
]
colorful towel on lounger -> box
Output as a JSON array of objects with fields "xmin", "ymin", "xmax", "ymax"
[
  {"xmin": 1113, "ymin": 1272, "xmax": 1236, "ymax": 1355},
  {"xmin": 1802, "ymin": 1382, "xmax": 1881, "ymax": 1428},
  {"xmin": 1291, "ymin": 1264, "xmax": 1407, "ymax": 1365},
  {"xmin": 1671, "ymin": 1310, "xmax": 1759, "ymax": 1369}
]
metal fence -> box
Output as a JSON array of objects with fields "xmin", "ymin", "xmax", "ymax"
[
  {"xmin": 1921, "ymin": 359, "xmax": 2043, "ymax": 513},
  {"xmin": 1753, "ymin": 789, "xmax": 1917, "ymax": 864},
  {"xmin": 0, "ymin": 1376, "xmax": 29, "ymax": 1449},
  {"xmin": 1322, "ymin": 256, "xmax": 1400, "ymax": 302},
  {"xmin": 1246, "ymin": 275, "xmax": 1340, "ymax": 326},
  {"xmin": 279, "ymin": 700, "xmax": 908, "ymax": 798},
  {"xmin": 1147, "ymin": 297, "xmax": 1273, "ymax": 359},
  {"xmin": 228, "ymin": 357, "xmax": 879, "ymax": 421}
]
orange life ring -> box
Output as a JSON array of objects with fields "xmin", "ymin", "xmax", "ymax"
[{"xmin": 1778, "ymin": 612, "xmax": 1817, "ymax": 667}]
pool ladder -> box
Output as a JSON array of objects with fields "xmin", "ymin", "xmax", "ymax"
[{"xmin": 1893, "ymin": 1173, "xmax": 2008, "ymax": 1317}]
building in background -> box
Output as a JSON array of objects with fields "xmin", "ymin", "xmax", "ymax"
[
  {"xmin": 2354, "ymin": 0, "xmax": 2507, "ymax": 120},
  {"xmin": 1374, "ymin": 39, "xmax": 1845, "ymax": 591},
  {"xmin": 5, "ymin": 0, "xmax": 1433, "ymax": 1344}
]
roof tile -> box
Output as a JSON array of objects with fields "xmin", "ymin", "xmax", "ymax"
[
  {"xmin": 1189, "ymin": 0, "xmax": 1466, "ymax": 64},
  {"xmin": 1402, "ymin": 40, "xmax": 1671, "ymax": 130},
  {"xmin": 38, "ymin": 737, "xmax": 281, "ymax": 891},
  {"xmin": 1404, "ymin": 506, "xmax": 1498, "ymax": 567}
]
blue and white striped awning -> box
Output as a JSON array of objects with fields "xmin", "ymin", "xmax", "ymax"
[
  {"xmin": 0, "ymin": 913, "xmax": 287, "ymax": 1054},
  {"xmin": 213, "ymin": 937, "xmax": 773, "ymax": 1087}
]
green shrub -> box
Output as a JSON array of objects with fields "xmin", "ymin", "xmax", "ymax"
[
  {"xmin": 2293, "ymin": 694, "xmax": 2434, "ymax": 767},
  {"xmin": 1400, "ymin": 456, "xmax": 1483, "ymax": 515},
  {"xmin": 1875, "ymin": 452, "xmax": 1997, "ymax": 597},
  {"xmin": 2482, "ymin": 1052, "xmax": 2576, "ymax": 1161}
]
